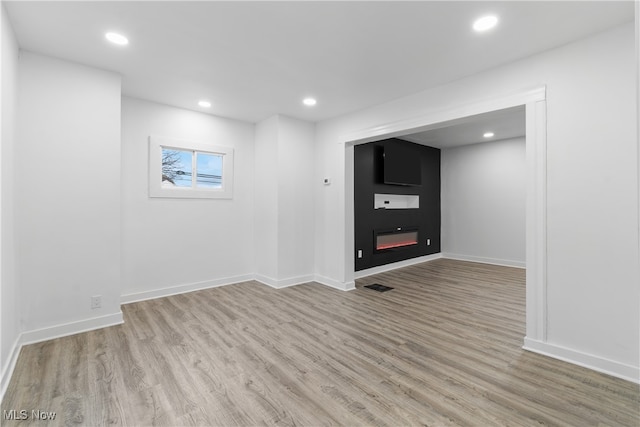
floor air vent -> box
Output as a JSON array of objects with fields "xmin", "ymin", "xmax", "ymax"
[{"xmin": 364, "ymin": 284, "xmax": 394, "ymax": 292}]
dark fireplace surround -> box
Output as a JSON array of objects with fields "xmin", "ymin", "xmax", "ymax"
[{"xmin": 354, "ymin": 138, "xmax": 441, "ymax": 271}]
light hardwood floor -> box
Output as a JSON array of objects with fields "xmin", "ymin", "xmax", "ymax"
[{"xmin": 2, "ymin": 259, "xmax": 639, "ymax": 426}]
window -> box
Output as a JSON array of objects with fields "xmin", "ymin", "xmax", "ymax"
[
  {"xmin": 149, "ymin": 136, "xmax": 234, "ymax": 199},
  {"xmin": 161, "ymin": 148, "xmax": 223, "ymax": 189}
]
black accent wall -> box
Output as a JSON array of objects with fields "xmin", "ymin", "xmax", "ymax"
[{"xmin": 354, "ymin": 138, "xmax": 441, "ymax": 271}]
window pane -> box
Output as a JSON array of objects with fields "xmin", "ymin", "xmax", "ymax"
[
  {"xmin": 162, "ymin": 148, "xmax": 192, "ymax": 188},
  {"xmin": 196, "ymin": 152, "xmax": 223, "ymax": 188}
]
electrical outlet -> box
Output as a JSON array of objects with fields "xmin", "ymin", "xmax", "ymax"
[
  {"xmin": 357, "ymin": 249, "xmax": 363, "ymax": 259},
  {"xmin": 91, "ymin": 295, "xmax": 102, "ymax": 309},
  {"xmin": 427, "ymin": 238, "xmax": 431, "ymax": 246}
]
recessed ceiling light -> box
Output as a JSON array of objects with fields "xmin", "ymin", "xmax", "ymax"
[
  {"xmin": 303, "ymin": 98, "xmax": 317, "ymax": 107},
  {"xmin": 198, "ymin": 100, "xmax": 212, "ymax": 108},
  {"xmin": 473, "ymin": 15, "xmax": 499, "ymax": 32},
  {"xmin": 483, "ymin": 132, "xmax": 495, "ymax": 138},
  {"xmin": 105, "ymin": 32, "xmax": 129, "ymax": 46}
]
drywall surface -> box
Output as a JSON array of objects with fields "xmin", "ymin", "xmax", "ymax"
[
  {"xmin": 315, "ymin": 24, "xmax": 638, "ymax": 376},
  {"xmin": 254, "ymin": 115, "xmax": 279, "ymax": 280},
  {"xmin": 254, "ymin": 115, "xmax": 315, "ymax": 285},
  {"xmin": 276, "ymin": 115, "xmax": 315, "ymax": 282},
  {"xmin": 1, "ymin": 4, "xmax": 20, "ymax": 390},
  {"xmin": 121, "ymin": 97, "xmax": 255, "ymax": 300},
  {"xmin": 16, "ymin": 52, "xmax": 122, "ymax": 332},
  {"xmin": 441, "ymin": 138, "xmax": 525, "ymax": 267}
]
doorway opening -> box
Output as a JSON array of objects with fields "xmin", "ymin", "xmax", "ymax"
[{"xmin": 342, "ymin": 87, "xmax": 547, "ymax": 345}]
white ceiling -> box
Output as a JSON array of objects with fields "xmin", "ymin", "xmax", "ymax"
[
  {"xmin": 4, "ymin": 1, "xmax": 634, "ymax": 124},
  {"xmin": 399, "ymin": 105, "xmax": 525, "ymax": 149}
]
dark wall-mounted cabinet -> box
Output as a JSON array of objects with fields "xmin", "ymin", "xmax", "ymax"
[{"xmin": 354, "ymin": 138, "xmax": 441, "ymax": 271}]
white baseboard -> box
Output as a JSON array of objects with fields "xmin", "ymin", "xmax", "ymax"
[
  {"xmin": 254, "ymin": 274, "xmax": 315, "ymax": 289},
  {"xmin": 122, "ymin": 273, "xmax": 320, "ymax": 303},
  {"xmin": 524, "ymin": 337, "xmax": 639, "ymax": 384},
  {"xmin": 313, "ymin": 274, "xmax": 356, "ymax": 291},
  {"xmin": 1, "ymin": 311, "xmax": 124, "ymax": 402},
  {"xmin": 121, "ymin": 274, "xmax": 254, "ymax": 304},
  {"xmin": 354, "ymin": 253, "xmax": 443, "ymax": 279},
  {"xmin": 1, "ymin": 335, "xmax": 22, "ymax": 403},
  {"xmin": 442, "ymin": 253, "xmax": 526, "ymax": 269},
  {"xmin": 20, "ymin": 312, "xmax": 124, "ymax": 346}
]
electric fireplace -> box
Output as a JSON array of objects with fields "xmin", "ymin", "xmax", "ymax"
[{"xmin": 374, "ymin": 227, "xmax": 419, "ymax": 252}]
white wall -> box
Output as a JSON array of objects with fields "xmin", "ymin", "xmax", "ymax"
[
  {"xmin": 276, "ymin": 115, "xmax": 315, "ymax": 282},
  {"xmin": 16, "ymin": 52, "xmax": 122, "ymax": 335},
  {"xmin": 254, "ymin": 116, "xmax": 279, "ymax": 280},
  {"xmin": 1, "ymin": 4, "xmax": 20, "ymax": 394},
  {"xmin": 636, "ymin": 1, "xmax": 640, "ymax": 385},
  {"xmin": 254, "ymin": 115, "xmax": 315, "ymax": 286},
  {"xmin": 121, "ymin": 97, "xmax": 255, "ymax": 301},
  {"xmin": 441, "ymin": 138, "xmax": 526, "ymax": 267},
  {"xmin": 315, "ymin": 24, "xmax": 639, "ymax": 379}
]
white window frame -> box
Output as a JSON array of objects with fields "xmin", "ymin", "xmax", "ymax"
[{"xmin": 149, "ymin": 136, "xmax": 234, "ymax": 199}]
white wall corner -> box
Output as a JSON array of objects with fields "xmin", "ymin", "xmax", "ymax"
[
  {"xmin": 0, "ymin": 335, "xmax": 22, "ymax": 404},
  {"xmin": 1, "ymin": 311, "xmax": 124, "ymax": 401},
  {"xmin": 20, "ymin": 312, "xmax": 124, "ymax": 347},
  {"xmin": 524, "ymin": 96, "xmax": 547, "ymax": 344},
  {"xmin": 636, "ymin": 1, "xmax": 640, "ymax": 389},
  {"xmin": 254, "ymin": 274, "xmax": 315, "ymax": 289},
  {"xmin": 313, "ymin": 274, "xmax": 356, "ymax": 291},
  {"xmin": 524, "ymin": 337, "xmax": 640, "ymax": 384}
]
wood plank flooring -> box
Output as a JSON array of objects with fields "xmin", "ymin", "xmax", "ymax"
[{"xmin": 2, "ymin": 259, "xmax": 639, "ymax": 426}]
